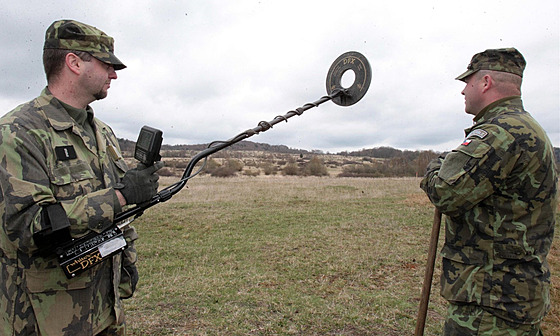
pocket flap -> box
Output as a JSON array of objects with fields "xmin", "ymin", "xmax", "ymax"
[
  {"xmin": 51, "ymin": 161, "xmax": 95, "ymax": 185},
  {"xmin": 25, "ymin": 267, "xmax": 90, "ymax": 293},
  {"xmin": 457, "ymin": 140, "xmax": 491, "ymax": 159},
  {"xmin": 438, "ymin": 140, "xmax": 491, "ymax": 184},
  {"xmin": 441, "ymin": 244, "xmax": 486, "ymax": 266},
  {"xmin": 495, "ymin": 243, "xmax": 527, "ymax": 260}
]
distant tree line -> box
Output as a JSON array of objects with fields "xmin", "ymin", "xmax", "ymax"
[
  {"xmin": 338, "ymin": 151, "xmax": 439, "ymax": 178},
  {"xmin": 119, "ymin": 139, "xmax": 560, "ymax": 178}
]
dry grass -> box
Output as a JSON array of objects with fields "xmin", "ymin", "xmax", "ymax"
[{"xmin": 123, "ymin": 176, "xmax": 559, "ymax": 335}]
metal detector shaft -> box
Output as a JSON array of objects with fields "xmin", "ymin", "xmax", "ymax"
[
  {"xmin": 114, "ymin": 50, "xmax": 371, "ymax": 224},
  {"xmin": 113, "ymin": 89, "xmax": 345, "ymax": 224}
]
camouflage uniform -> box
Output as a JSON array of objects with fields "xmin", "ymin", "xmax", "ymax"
[
  {"xmin": 420, "ymin": 48, "xmax": 557, "ymax": 335},
  {"xmin": 0, "ymin": 20, "xmax": 135, "ymax": 336}
]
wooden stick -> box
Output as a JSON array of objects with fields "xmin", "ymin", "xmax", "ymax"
[{"xmin": 415, "ymin": 208, "xmax": 442, "ymax": 336}]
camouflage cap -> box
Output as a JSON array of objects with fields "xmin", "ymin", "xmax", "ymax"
[
  {"xmin": 44, "ymin": 20, "xmax": 126, "ymax": 70},
  {"xmin": 455, "ymin": 48, "xmax": 525, "ymax": 81}
]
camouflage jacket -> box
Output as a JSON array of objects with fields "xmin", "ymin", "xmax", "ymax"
[
  {"xmin": 420, "ymin": 97, "xmax": 557, "ymax": 324},
  {"xmin": 0, "ymin": 88, "xmax": 137, "ymax": 335}
]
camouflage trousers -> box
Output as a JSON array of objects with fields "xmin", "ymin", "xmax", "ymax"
[
  {"xmin": 443, "ymin": 303, "xmax": 543, "ymax": 336},
  {"xmin": 96, "ymin": 321, "xmax": 126, "ymax": 336}
]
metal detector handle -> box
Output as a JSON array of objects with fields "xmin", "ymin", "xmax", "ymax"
[{"xmin": 415, "ymin": 208, "xmax": 442, "ymax": 336}]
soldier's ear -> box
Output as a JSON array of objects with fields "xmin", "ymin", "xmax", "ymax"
[
  {"xmin": 65, "ymin": 53, "xmax": 82, "ymax": 75},
  {"xmin": 481, "ymin": 74, "xmax": 493, "ymax": 93}
]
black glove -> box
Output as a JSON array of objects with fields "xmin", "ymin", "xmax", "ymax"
[{"xmin": 116, "ymin": 161, "xmax": 164, "ymax": 204}]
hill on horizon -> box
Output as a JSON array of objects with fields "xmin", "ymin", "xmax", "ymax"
[
  {"xmin": 118, "ymin": 138, "xmax": 441, "ymax": 159},
  {"xmin": 118, "ymin": 138, "xmax": 560, "ymax": 163}
]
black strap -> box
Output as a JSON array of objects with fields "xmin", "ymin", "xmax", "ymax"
[
  {"xmin": 34, "ymin": 203, "xmax": 71, "ymax": 253},
  {"xmin": 44, "ymin": 202, "xmax": 71, "ymax": 232}
]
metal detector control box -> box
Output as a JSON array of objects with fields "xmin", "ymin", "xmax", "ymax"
[{"xmin": 134, "ymin": 126, "xmax": 163, "ymax": 166}]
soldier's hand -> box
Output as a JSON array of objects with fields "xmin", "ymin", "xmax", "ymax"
[{"xmin": 115, "ymin": 161, "xmax": 164, "ymax": 204}]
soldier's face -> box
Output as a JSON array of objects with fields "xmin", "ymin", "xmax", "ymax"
[
  {"xmin": 81, "ymin": 57, "xmax": 117, "ymax": 101},
  {"xmin": 461, "ymin": 73, "xmax": 484, "ymax": 116}
]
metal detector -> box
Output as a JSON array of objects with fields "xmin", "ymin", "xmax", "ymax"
[
  {"xmin": 116, "ymin": 51, "xmax": 372, "ymax": 223},
  {"xmin": 57, "ymin": 51, "xmax": 372, "ymax": 278}
]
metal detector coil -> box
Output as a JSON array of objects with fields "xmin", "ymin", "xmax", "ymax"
[{"xmin": 326, "ymin": 51, "xmax": 371, "ymax": 106}]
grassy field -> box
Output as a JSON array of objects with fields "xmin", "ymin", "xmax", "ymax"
[{"xmin": 123, "ymin": 176, "xmax": 560, "ymax": 335}]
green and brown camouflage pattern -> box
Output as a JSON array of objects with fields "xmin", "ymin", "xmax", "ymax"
[
  {"xmin": 420, "ymin": 96, "xmax": 557, "ymax": 325},
  {"xmin": 455, "ymin": 48, "xmax": 526, "ymax": 81},
  {"xmin": 44, "ymin": 19, "xmax": 126, "ymax": 70},
  {"xmin": 0, "ymin": 88, "xmax": 136, "ymax": 335},
  {"xmin": 443, "ymin": 303, "xmax": 543, "ymax": 335}
]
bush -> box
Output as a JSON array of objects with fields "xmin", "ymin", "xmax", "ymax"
[
  {"xmin": 243, "ymin": 169, "xmax": 260, "ymax": 177},
  {"xmin": 302, "ymin": 156, "xmax": 328, "ymax": 177},
  {"xmin": 282, "ymin": 162, "xmax": 299, "ymax": 176},
  {"xmin": 211, "ymin": 166, "xmax": 238, "ymax": 177},
  {"xmin": 202, "ymin": 159, "xmax": 221, "ymax": 175},
  {"xmin": 338, "ymin": 163, "xmax": 384, "ymax": 178},
  {"xmin": 225, "ymin": 158, "xmax": 244, "ymax": 172},
  {"xmin": 204, "ymin": 158, "xmax": 245, "ymax": 178},
  {"xmin": 261, "ymin": 162, "xmax": 277, "ymax": 176}
]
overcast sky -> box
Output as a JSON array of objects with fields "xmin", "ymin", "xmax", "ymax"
[{"xmin": 1, "ymin": 0, "xmax": 558, "ymax": 153}]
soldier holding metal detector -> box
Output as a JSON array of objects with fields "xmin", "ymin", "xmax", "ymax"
[
  {"xmin": 420, "ymin": 48, "xmax": 557, "ymax": 335},
  {"xmin": 0, "ymin": 20, "xmax": 163, "ymax": 335},
  {"xmin": 0, "ymin": 18, "xmax": 372, "ymax": 336}
]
